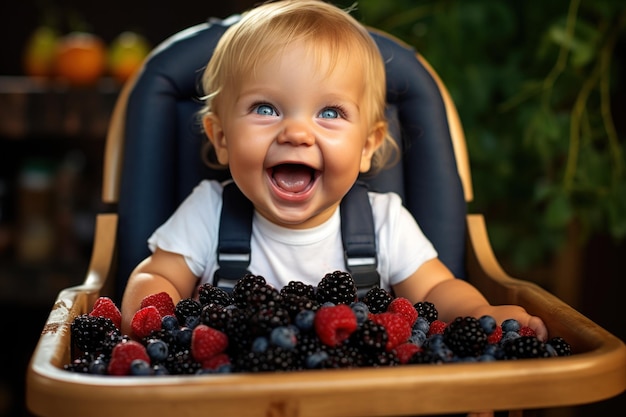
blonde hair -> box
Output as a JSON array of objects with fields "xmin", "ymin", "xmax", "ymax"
[{"xmin": 200, "ymin": 0, "xmax": 398, "ymax": 174}]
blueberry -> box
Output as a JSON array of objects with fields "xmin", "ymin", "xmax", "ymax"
[
  {"xmin": 252, "ymin": 336, "xmax": 269, "ymax": 353},
  {"xmin": 185, "ymin": 315, "xmax": 200, "ymax": 329},
  {"xmin": 305, "ymin": 351, "xmax": 329, "ymax": 369},
  {"xmin": 545, "ymin": 343, "xmax": 558, "ymax": 357},
  {"xmin": 88, "ymin": 358, "xmax": 107, "ymax": 375},
  {"xmin": 130, "ymin": 359, "xmax": 153, "ymax": 376},
  {"xmin": 146, "ymin": 339, "xmax": 169, "ymax": 361},
  {"xmin": 152, "ymin": 365, "xmax": 170, "ymax": 376},
  {"xmin": 478, "ymin": 315, "xmax": 497, "ymax": 335},
  {"xmin": 408, "ymin": 329, "xmax": 427, "ymax": 347},
  {"xmin": 413, "ymin": 316, "xmax": 430, "ymax": 334},
  {"xmin": 161, "ymin": 315, "xmax": 179, "ymax": 330},
  {"xmin": 350, "ymin": 302, "xmax": 369, "ymax": 324},
  {"xmin": 501, "ymin": 331, "xmax": 521, "ymax": 344},
  {"xmin": 501, "ymin": 318, "xmax": 520, "ymax": 333},
  {"xmin": 294, "ymin": 309, "xmax": 315, "ymax": 331},
  {"xmin": 270, "ymin": 326, "xmax": 298, "ymax": 350},
  {"xmin": 176, "ymin": 327, "xmax": 193, "ymax": 347}
]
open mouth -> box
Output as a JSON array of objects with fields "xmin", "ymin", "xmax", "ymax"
[{"xmin": 270, "ymin": 163, "xmax": 319, "ymax": 194}]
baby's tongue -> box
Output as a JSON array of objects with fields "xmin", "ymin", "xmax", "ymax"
[{"xmin": 272, "ymin": 164, "xmax": 312, "ymax": 193}]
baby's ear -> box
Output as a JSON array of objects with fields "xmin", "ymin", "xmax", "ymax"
[
  {"xmin": 203, "ymin": 113, "xmax": 229, "ymax": 165},
  {"xmin": 360, "ymin": 121, "xmax": 386, "ymax": 173}
]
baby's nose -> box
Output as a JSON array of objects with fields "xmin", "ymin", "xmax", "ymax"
[{"xmin": 277, "ymin": 120, "xmax": 315, "ymax": 146}]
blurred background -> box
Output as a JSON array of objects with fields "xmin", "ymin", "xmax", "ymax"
[{"xmin": 0, "ymin": 0, "xmax": 624, "ymax": 416}]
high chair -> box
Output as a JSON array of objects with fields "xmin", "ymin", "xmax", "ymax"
[{"xmin": 26, "ymin": 13, "xmax": 626, "ymax": 417}]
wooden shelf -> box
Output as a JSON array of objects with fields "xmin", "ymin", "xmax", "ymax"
[{"xmin": 0, "ymin": 76, "xmax": 120, "ymax": 140}]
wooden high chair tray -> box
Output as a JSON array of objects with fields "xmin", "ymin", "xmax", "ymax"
[{"xmin": 26, "ymin": 214, "xmax": 626, "ymax": 417}]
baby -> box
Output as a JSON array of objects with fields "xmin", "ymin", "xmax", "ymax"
[{"xmin": 121, "ymin": 0, "xmax": 547, "ymax": 351}]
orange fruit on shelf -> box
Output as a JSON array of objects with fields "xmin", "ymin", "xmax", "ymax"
[
  {"xmin": 107, "ymin": 31, "xmax": 151, "ymax": 84},
  {"xmin": 54, "ymin": 32, "xmax": 107, "ymax": 86}
]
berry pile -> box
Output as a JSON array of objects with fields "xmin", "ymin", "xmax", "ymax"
[{"xmin": 64, "ymin": 271, "xmax": 572, "ymax": 376}]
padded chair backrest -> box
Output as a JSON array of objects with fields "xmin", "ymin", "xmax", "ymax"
[{"xmin": 106, "ymin": 16, "xmax": 471, "ymax": 301}]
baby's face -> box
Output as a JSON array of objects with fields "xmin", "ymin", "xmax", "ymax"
[{"xmin": 206, "ymin": 42, "xmax": 382, "ymax": 229}]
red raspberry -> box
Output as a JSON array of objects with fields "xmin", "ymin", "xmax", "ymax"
[
  {"xmin": 394, "ymin": 342, "xmax": 422, "ymax": 364},
  {"xmin": 519, "ymin": 326, "xmax": 536, "ymax": 337},
  {"xmin": 89, "ymin": 296, "xmax": 122, "ymax": 329},
  {"xmin": 140, "ymin": 292, "xmax": 176, "ymax": 318},
  {"xmin": 191, "ymin": 324, "xmax": 229, "ymax": 362},
  {"xmin": 314, "ymin": 304, "xmax": 358, "ymax": 347},
  {"xmin": 387, "ymin": 297, "xmax": 418, "ymax": 326},
  {"xmin": 487, "ymin": 325, "xmax": 503, "ymax": 344},
  {"xmin": 371, "ymin": 312, "xmax": 412, "ymax": 351},
  {"xmin": 131, "ymin": 305, "xmax": 162, "ymax": 339},
  {"xmin": 107, "ymin": 340, "xmax": 150, "ymax": 376},
  {"xmin": 428, "ymin": 319, "xmax": 447, "ymax": 336}
]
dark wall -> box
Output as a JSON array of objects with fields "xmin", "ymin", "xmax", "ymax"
[{"xmin": 0, "ymin": 0, "xmax": 259, "ymax": 75}]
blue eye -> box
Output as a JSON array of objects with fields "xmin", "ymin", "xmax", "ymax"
[
  {"xmin": 255, "ymin": 104, "xmax": 277, "ymax": 116},
  {"xmin": 319, "ymin": 108, "xmax": 340, "ymax": 119}
]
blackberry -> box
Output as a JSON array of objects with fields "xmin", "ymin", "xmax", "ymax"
[
  {"xmin": 225, "ymin": 307, "xmax": 254, "ymax": 354},
  {"xmin": 70, "ymin": 314, "xmax": 121, "ymax": 354},
  {"xmin": 163, "ymin": 348, "xmax": 201, "ymax": 375},
  {"xmin": 349, "ymin": 319, "xmax": 388, "ymax": 355},
  {"xmin": 197, "ymin": 283, "xmax": 233, "ymax": 307},
  {"xmin": 546, "ymin": 336, "xmax": 572, "ymax": 357},
  {"xmin": 503, "ymin": 336, "xmax": 551, "ymax": 359},
  {"xmin": 247, "ymin": 284, "xmax": 282, "ymax": 310},
  {"xmin": 248, "ymin": 306, "xmax": 291, "ymax": 338},
  {"xmin": 200, "ymin": 303, "xmax": 231, "ymax": 332},
  {"xmin": 366, "ymin": 350, "xmax": 399, "ymax": 367},
  {"xmin": 413, "ymin": 301, "xmax": 438, "ymax": 323},
  {"xmin": 296, "ymin": 332, "xmax": 325, "ymax": 367},
  {"xmin": 316, "ymin": 271, "xmax": 358, "ymax": 305},
  {"xmin": 280, "ymin": 281, "xmax": 316, "ymax": 300},
  {"xmin": 234, "ymin": 346, "xmax": 297, "ymax": 373},
  {"xmin": 322, "ymin": 344, "xmax": 362, "ymax": 369},
  {"xmin": 174, "ymin": 298, "xmax": 202, "ymax": 324},
  {"xmin": 64, "ymin": 354, "xmax": 95, "ymax": 373},
  {"xmin": 280, "ymin": 293, "xmax": 319, "ymax": 320},
  {"xmin": 443, "ymin": 316, "xmax": 488, "ymax": 358},
  {"xmin": 360, "ymin": 286, "xmax": 393, "ymax": 314},
  {"xmin": 233, "ymin": 273, "xmax": 267, "ymax": 308}
]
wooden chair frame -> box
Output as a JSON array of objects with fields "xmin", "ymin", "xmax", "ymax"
[{"xmin": 25, "ymin": 43, "xmax": 626, "ymax": 417}]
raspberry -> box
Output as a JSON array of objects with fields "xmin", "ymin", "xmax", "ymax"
[
  {"xmin": 519, "ymin": 326, "xmax": 536, "ymax": 337},
  {"xmin": 314, "ymin": 304, "xmax": 358, "ymax": 346},
  {"xmin": 191, "ymin": 324, "xmax": 229, "ymax": 362},
  {"xmin": 107, "ymin": 340, "xmax": 150, "ymax": 376},
  {"xmin": 387, "ymin": 297, "xmax": 418, "ymax": 327},
  {"xmin": 394, "ymin": 342, "xmax": 421, "ymax": 364},
  {"xmin": 140, "ymin": 292, "xmax": 176, "ymax": 318},
  {"xmin": 487, "ymin": 325, "xmax": 503, "ymax": 344},
  {"xmin": 89, "ymin": 297, "xmax": 122, "ymax": 330},
  {"xmin": 131, "ymin": 306, "xmax": 162, "ymax": 339},
  {"xmin": 371, "ymin": 312, "xmax": 412, "ymax": 351},
  {"xmin": 428, "ymin": 319, "xmax": 447, "ymax": 336}
]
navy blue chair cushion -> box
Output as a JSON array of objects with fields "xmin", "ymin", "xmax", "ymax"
[{"xmin": 116, "ymin": 17, "xmax": 466, "ymax": 301}]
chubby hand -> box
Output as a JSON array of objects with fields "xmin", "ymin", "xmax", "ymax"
[{"xmin": 474, "ymin": 304, "xmax": 549, "ymax": 341}]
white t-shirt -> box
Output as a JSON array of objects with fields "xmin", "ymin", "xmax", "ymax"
[{"xmin": 148, "ymin": 180, "xmax": 437, "ymax": 291}]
